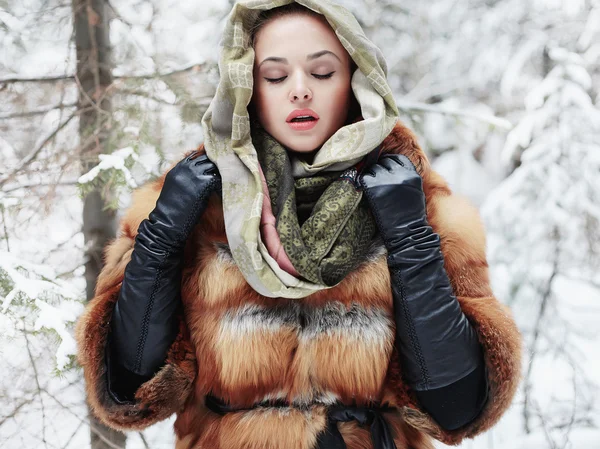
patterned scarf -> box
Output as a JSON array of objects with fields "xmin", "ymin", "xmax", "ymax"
[
  {"xmin": 253, "ymin": 124, "xmax": 378, "ymax": 286},
  {"xmin": 201, "ymin": 0, "xmax": 399, "ymax": 298}
]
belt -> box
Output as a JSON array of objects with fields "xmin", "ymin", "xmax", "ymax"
[{"xmin": 204, "ymin": 394, "xmax": 398, "ymax": 449}]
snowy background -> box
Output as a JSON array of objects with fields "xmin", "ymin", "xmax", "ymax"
[{"xmin": 1, "ymin": 0, "xmax": 599, "ymax": 448}]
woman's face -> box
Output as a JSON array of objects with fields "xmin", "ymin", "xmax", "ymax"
[{"xmin": 252, "ymin": 14, "xmax": 353, "ymax": 154}]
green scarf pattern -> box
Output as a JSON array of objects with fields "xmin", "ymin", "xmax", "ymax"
[
  {"xmin": 201, "ymin": 0, "xmax": 399, "ymax": 298},
  {"xmin": 253, "ymin": 125, "xmax": 377, "ymax": 286}
]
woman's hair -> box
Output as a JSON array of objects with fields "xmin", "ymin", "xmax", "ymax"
[{"xmin": 248, "ymin": 3, "xmax": 362, "ymax": 125}]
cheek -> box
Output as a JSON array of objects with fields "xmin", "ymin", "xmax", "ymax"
[
  {"xmin": 253, "ymin": 86, "xmax": 278, "ymax": 125},
  {"xmin": 324, "ymin": 80, "xmax": 352, "ymax": 116}
]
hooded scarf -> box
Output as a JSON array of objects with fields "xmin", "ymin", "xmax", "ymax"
[{"xmin": 201, "ymin": 0, "xmax": 399, "ymax": 298}]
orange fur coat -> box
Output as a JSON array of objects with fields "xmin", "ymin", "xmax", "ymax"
[{"xmin": 75, "ymin": 121, "xmax": 522, "ymax": 448}]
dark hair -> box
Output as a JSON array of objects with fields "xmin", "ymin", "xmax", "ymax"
[{"xmin": 248, "ymin": 3, "xmax": 362, "ymax": 125}]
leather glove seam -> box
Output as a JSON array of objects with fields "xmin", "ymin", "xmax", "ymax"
[
  {"xmin": 133, "ymin": 249, "xmax": 173, "ymax": 373},
  {"xmin": 391, "ymin": 267, "xmax": 431, "ymax": 390},
  {"xmin": 360, "ymin": 174, "xmax": 431, "ymax": 389},
  {"xmin": 133, "ymin": 176, "xmax": 218, "ymax": 373}
]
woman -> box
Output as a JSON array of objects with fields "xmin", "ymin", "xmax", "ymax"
[{"xmin": 75, "ymin": 1, "xmax": 522, "ymax": 448}]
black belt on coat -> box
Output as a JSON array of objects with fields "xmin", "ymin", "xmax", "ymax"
[{"xmin": 204, "ymin": 394, "xmax": 398, "ymax": 449}]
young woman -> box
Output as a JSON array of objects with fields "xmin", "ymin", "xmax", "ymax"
[{"xmin": 76, "ymin": 1, "xmax": 522, "ymax": 448}]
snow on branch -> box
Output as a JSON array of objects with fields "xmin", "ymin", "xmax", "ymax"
[
  {"xmin": 78, "ymin": 146, "xmax": 139, "ymax": 189},
  {"xmin": 0, "ymin": 251, "xmax": 83, "ymax": 371},
  {"xmin": 482, "ymin": 41, "xmax": 600, "ymax": 444}
]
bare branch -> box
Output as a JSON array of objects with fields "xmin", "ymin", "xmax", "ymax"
[
  {"xmin": 531, "ymin": 398, "xmax": 558, "ymax": 449},
  {"xmin": 0, "ymin": 74, "xmax": 75, "ymax": 85},
  {"xmin": 116, "ymin": 62, "xmax": 210, "ymax": 81},
  {"xmin": 0, "ymin": 111, "xmax": 79, "ymax": 187},
  {"xmin": 138, "ymin": 432, "xmax": 151, "ymax": 449},
  {"xmin": 61, "ymin": 421, "xmax": 85, "ymax": 449},
  {"xmin": 105, "ymin": 0, "xmax": 134, "ymax": 27},
  {"xmin": 23, "ymin": 328, "xmax": 49, "ymax": 449},
  {"xmin": 74, "ymin": 73, "xmax": 111, "ymax": 119},
  {"xmin": 396, "ymin": 99, "xmax": 513, "ymax": 130},
  {"xmin": 559, "ymin": 371, "xmax": 578, "ymax": 449},
  {"xmin": 114, "ymin": 88, "xmax": 182, "ymax": 106},
  {"xmin": 523, "ymin": 230, "xmax": 561, "ymax": 433},
  {"xmin": 0, "ymin": 397, "xmax": 36, "ymax": 427},
  {"xmin": 41, "ymin": 392, "xmax": 125, "ymax": 449},
  {"xmin": 1, "ymin": 206, "xmax": 9, "ymax": 252},
  {"xmin": 1, "ymin": 180, "xmax": 79, "ymax": 194},
  {"xmin": 0, "ymin": 102, "xmax": 77, "ymax": 120},
  {"xmin": 0, "ymin": 63, "xmax": 210, "ymax": 86},
  {"xmin": 114, "ymin": 87, "xmax": 213, "ymax": 108},
  {"xmin": 0, "ymin": 104, "xmax": 112, "ymax": 189}
]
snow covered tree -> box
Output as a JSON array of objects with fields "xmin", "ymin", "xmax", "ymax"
[
  {"xmin": 2, "ymin": 0, "xmax": 599, "ymax": 447},
  {"xmin": 1, "ymin": 0, "xmax": 225, "ymax": 446},
  {"xmin": 481, "ymin": 45, "xmax": 600, "ymax": 448}
]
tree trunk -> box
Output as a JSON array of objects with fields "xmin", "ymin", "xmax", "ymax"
[{"xmin": 72, "ymin": 0, "xmax": 125, "ymax": 447}]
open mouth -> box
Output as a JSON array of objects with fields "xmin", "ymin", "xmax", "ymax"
[
  {"xmin": 288, "ymin": 117, "xmax": 319, "ymax": 130},
  {"xmin": 286, "ymin": 109, "xmax": 320, "ymax": 130},
  {"xmin": 289, "ymin": 116, "xmax": 317, "ymax": 123}
]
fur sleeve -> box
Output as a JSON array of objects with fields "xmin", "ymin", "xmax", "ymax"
[
  {"xmin": 75, "ymin": 155, "xmax": 198, "ymax": 431},
  {"xmin": 380, "ymin": 123, "xmax": 522, "ymax": 444}
]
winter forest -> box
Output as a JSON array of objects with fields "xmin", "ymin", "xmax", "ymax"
[{"xmin": 1, "ymin": 0, "xmax": 599, "ymax": 448}]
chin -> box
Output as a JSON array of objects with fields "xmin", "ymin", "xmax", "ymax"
[
  {"xmin": 286, "ymin": 143, "xmax": 321, "ymax": 153},
  {"xmin": 283, "ymin": 132, "xmax": 334, "ymax": 154}
]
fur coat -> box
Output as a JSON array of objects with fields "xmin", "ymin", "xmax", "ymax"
[{"xmin": 75, "ymin": 121, "xmax": 522, "ymax": 449}]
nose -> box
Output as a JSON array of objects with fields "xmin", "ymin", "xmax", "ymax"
[{"xmin": 288, "ymin": 74, "xmax": 312, "ymax": 102}]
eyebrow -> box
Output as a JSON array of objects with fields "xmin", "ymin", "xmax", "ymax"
[{"xmin": 258, "ymin": 50, "xmax": 341, "ymax": 68}]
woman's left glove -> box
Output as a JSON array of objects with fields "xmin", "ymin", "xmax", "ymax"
[
  {"xmin": 107, "ymin": 152, "xmax": 221, "ymax": 403},
  {"xmin": 359, "ymin": 154, "xmax": 488, "ymax": 430}
]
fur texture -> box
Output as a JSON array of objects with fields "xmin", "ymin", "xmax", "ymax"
[{"xmin": 75, "ymin": 121, "xmax": 522, "ymax": 447}]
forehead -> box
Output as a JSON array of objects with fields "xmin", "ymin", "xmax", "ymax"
[{"xmin": 253, "ymin": 14, "xmax": 348, "ymax": 61}]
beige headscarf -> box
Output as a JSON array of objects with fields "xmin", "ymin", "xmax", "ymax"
[{"xmin": 201, "ymin": 0, "xmax": 399, "ymax": 298}]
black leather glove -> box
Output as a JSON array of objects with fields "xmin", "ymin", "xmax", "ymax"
[
  {"xmin": 359, "ymin": 154, "xmax": 488, "ymax": 429},
  {"xmin": 108, "ymin": 152, "xmax": 221, "ymax": 402}
]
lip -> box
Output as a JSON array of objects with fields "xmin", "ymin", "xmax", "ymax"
[
  {"xmin": 286, "ymin": 108, "xmax": 320, "ymax": 122},
  {"xmin": 286, "ymin": 108, "xmax": 319, "ymax": 131},
  {"xmin": 288, "ymin": 119, "xmax": 319, "ymax": 131}
]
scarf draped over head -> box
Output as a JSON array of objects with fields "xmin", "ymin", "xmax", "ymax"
[{"xmin": 201, "ymin": 0, "xmax": 399, "ymax": 298}]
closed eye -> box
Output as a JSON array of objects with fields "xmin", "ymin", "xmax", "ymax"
[
  {"xmin": 265, "ymin": 72, "xmax": 336, "ymax": 84},
  {"xmin": 265, "ymin": 76, "xmax": 286, "ymax": 84},
  {"xmin": 314, "ymin": 72, "xmax": 335, "ymax": 80}
]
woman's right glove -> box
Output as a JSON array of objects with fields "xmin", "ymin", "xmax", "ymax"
[
  {"xmin": 108, "ymin": 152, "xmax": 221, "ymax": 402},
  {"xmin": 359, "ymin": 154, "xmax": 488, "ymax": 430}
]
